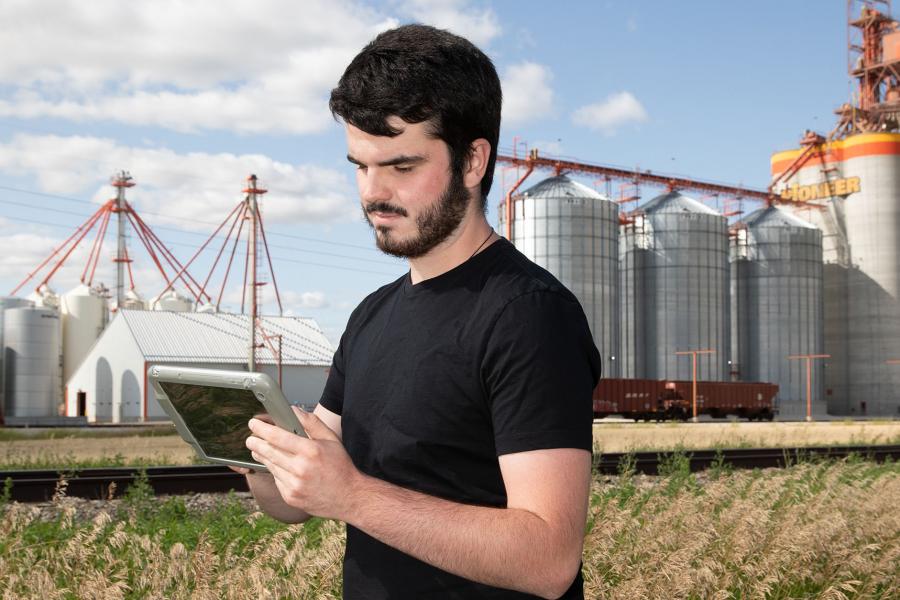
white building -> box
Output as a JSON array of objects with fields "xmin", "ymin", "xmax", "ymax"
[{"xmin": 65, "ymin": 310, "xmax": 334, "ymax": 423}]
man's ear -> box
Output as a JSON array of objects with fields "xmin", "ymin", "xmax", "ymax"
[{"xmin": 464, "ymin": 138, "xmax": 491, "ymax": 190}]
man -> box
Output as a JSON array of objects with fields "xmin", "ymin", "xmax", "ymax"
[{"xmin": 242, "ymin": 24, "xmax": 601, "ymax": 599}]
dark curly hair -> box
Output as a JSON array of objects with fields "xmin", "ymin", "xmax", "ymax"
[{"xmin": 329, "ymin": 24, "xmax": 502, "ymax": 210}]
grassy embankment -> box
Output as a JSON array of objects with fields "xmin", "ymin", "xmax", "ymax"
[
  {"xmin": 1, "ymin": 420, "xmax": 899, "ymax": 470},
  {"xmin": 0, "ymin": 455, "xmax": 897, "ymax": 598}
]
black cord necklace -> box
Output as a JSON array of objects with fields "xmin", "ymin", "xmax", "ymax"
[{"xmin": 469, "ymin": 228, "xmax": 495, "ymax": 259}]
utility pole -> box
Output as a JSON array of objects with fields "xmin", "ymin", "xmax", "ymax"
[
  {"xmin": 675, "ymin": 349, "xmax": 715, "ymax": 422},
  {"xmin": 110, "ymin": 171, "xmax": 134, "ymax": 309},
  {"xmin": 243, "ymin": 174, "xmax": 266, "ymax": 372},
  {"xmin": 788, "ymin": 354, "xmax": 830, "ymax": 421}
]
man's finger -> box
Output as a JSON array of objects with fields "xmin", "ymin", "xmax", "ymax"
[
  {"xmin": 248, "ymin": 416, "xmax": 304, "ymax": 451},
  {"xmin": 246, "ymin": 432, "xmax": 299, "ymax": 470},
  {"xmin": 295, "ymin": 408, "xmax": 340, "ymax": 442}
]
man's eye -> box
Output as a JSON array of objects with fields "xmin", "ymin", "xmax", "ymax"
[
  {"xmin": 394, "ymin": 165, "xmax": 413, "ymax": 173},
  {"xmin": 355, "ymin": 164, "xmax": 367, "ymax": 172}
]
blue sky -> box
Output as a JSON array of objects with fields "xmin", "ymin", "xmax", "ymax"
[{"xmin": 0, "ymin": 1, "xmax": 852, "ymax": 344}]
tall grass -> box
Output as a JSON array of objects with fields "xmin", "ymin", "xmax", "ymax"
[
  {"xmin": 584, "ymin": 457, "xmax": 900, "ymax": 599},
  {"xmin": 0, "ymin": 478, "xmax": 344, "ymax": 599},
  {"xmin": 0, "ymin": 458, "xmax": 897, "ymax": 599},
  {"xmin": 0, "ymin": 426, "xmax": 177, "ymax": 442}
]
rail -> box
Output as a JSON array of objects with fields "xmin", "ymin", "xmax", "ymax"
[{"xmin": 2, "ymin": 445, "xmax": 898, "ymax": 503}]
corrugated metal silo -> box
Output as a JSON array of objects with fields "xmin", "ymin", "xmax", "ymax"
[
  {"xmin": 61, "ymin": 284, "xmax": 108, "ymax": 385},
  {"xmin": 3, "ymin": 306, "xmax": 62, "ymax": 418},
  {"xmin": 730, "ymin": 206, "xmax": 824, "ymax": 418},
  {"xmin": 620, "ymin": 191, "xmax": 730, "ymax": 381},
  {"xmin": 0, "ymin": 296, "xmax": 34, "ymax": 416},
  {"xmin": 772, "ymin": 132, "xmax": 900, "ymax": 416},
  {"xmin": 498, "ymin": 175, "xmax": 619, "ymax": 376}
]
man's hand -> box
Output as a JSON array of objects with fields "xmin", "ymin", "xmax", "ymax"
[{"xmin": 245, "ymin": 406, "xmax": 360, "ymax": 521}]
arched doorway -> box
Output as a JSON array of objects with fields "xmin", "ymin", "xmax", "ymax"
[
  {"xmin": 120, "ymin": 370, "xmax": 141, "ymax": 422},
  {"xmin": 95, "ymin": 358, "xmax": 113, "ymax": 422}
]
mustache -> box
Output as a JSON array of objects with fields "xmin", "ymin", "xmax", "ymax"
[{"xmin": 365, "ymin": 202, "xmax": 408, "ymax": 217}]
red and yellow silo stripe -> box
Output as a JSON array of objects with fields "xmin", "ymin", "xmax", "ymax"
[{"xmin": 771, "ymin": 132, "xmax": 900, "ymax": 179}]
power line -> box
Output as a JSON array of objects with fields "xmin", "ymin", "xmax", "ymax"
[
  {"xmin": 0, "ymin": 183, "xmax": 381, "ymax": 253},
  {"xmin": 0, "ymin": 197, "xmax": 401, "ymax": 268},
  {"xmin": 0, "ymin": 213, "xmax": 402, "ymax": 278}
]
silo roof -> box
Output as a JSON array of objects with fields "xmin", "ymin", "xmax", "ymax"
[
  {"xmin": 519, "ymin": 175, "xmax": 608, "ymax": 200},
  {"xmin": 741, "ymin": 205, "xmax": 818, "ymax": 230},
  {"xmin": 640, "ymin": 191, "xmax": 720, "ymax": 215}
]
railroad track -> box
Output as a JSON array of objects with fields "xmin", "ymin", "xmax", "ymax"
[{"xmin": 2, "ymin": 444, "xmax": 899, "ymax": 503}]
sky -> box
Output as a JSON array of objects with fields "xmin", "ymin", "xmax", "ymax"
[{"xmin": 0, "ymin": 1, "xmax": 853, "ymax": 345}]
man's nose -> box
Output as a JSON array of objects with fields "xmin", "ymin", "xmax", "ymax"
[{"xmin": 359, "ymin": 169, "xmax": 392, "ymax": 204}]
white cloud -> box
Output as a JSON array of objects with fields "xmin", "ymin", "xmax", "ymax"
[
  {"xmin": 283, "ymin": 290, "xmax": 329, "ymax": 311},
  {"xmin": 572, "ymin": 92, "xmax": 649, "ymax": 134},
  {"xmin": 0, "ymin": 0, "xmax": 397, "ymax": 135},
  {"xmin": 397, "ymin": 0, "xmax": 501, "ymax": 47},
  {"xmin": 501, "ymin": 62, "xmax": 555, "ymax": 124},
  {"xmin": 216, "ymin": 286, "xmax": 326, "ymax": 315},
  {"xmin": 0, "ymin": 0, "xmax": 505, "ymax": 135},
  {"xmin": 0, "ymin": 230, "xmax": 170, "ymax": 297},
  {"xmin": 0, "ymin": 134, "xmax": 358, "ymax": 228}
]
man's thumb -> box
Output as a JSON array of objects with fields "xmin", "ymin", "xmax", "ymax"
[{"xmin": 294, "ymin": 406, "xmax": 338, "ymax": 441}]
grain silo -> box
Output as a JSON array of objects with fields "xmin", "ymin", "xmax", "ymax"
[
  {"xmin": 60, "ymin": 285, "xmax": 108, "ymax": 384},
  {"xmin": 3, "ymin": 306, "xmax": 62, "ymax": 418},
  {"xmin": 121, "ymin": 289, "xmax": 146, "ymax": 310},
  {"xmin": 731, "ymin": 205, "xmax": 824, "ymax": 418},
  {"xmin": 772, "ymin": 132, "xmax": 900, "ymax": 416},
  {"xmin": 498, "ymin": 175, "xmax": 619, "ymax": 376},
  {"xmin": 0, "ymin": 296, "xmax": 34, "ymax": 416},
  {"xmin": 620, "ymin": 191, "xmax": 729, "ymax": 381},
  {"xmin": 27, "ymin": 285, "xmax": 59, "ymax": 310},
  {"xmin": 150, "ymin": 290, "xmax": 194, "ymax": 312}
]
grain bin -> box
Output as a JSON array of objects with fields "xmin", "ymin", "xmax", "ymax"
[
  {"xmin": 0, "ymin": 296, "xmax": 34, "ymax": 415},
  {"xmin": 3, "ymin": 306, "xmax": 62, "ymax": 418},
  {"xmin": 60, "ymin": 284, "xmax": 108, "ymax": 384},
  {"xmin": 620, "ymin": 191, "xmax": 729, "ymax": 381},
  {"xmin": 121, "ymin": 289, "xmax": 146, "ymax": 310},
  {"xmin": 772, "ymin": 132, "xmax": 900, "ymax": 416},
  {"xmin": 150, "ymin": 290, "xmax": 193, "ymax": 312},
  {"xmin": 731, "ymin": 206, "xmax": 824, "ymax": 418},
  {"xmin": 498, "ymin": 175, "xmax": 619, "ymax": 376},
  {"xmin": 27, "ymin": 285, "xmax": 59, "ymax": 310}
]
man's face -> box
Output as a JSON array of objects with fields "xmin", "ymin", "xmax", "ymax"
[{"xmin": 346, "ymin": 118, "xmax": 471, "ymax": 258}]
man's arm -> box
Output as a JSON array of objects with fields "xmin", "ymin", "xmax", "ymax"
[
  {"xmin": 347, "ymin": 447, "xmax": 591, "ymax": 600},
  {"xmin": 244, "ymin": 403, "xmax": 342, "ymax": 523},
  {"xmin": 247, "ymin": 410, "xmax": 591, "ymax": 600}
]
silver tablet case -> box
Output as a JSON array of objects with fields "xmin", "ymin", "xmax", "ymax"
[{"xmin": 148, "ymin": 365, "xmax": 306, "ymax": 472}]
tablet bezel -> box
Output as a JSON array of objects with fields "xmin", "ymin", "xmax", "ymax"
[{"xmin": 148, "ymin": 365, "xmax": 306, "ymax": 472}]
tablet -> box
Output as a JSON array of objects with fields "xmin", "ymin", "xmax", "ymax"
[{"xmin": 148, "ymin": 365, "xmax": 307, "ymax": 472}]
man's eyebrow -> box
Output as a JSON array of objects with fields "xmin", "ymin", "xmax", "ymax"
[{"xmin": 346, "ymin": 154, "xmax": 427, "ymax": 167}]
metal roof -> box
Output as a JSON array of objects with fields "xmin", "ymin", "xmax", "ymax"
[
  {"xmin": 117, "ymin": 310, "xmax": 334, "ymax": 365},
  {"xmin": 740, "ymin": 205, "xmax": 818, "ymax": 230},
  {"xmin": 519, "ymin": 175, "xmax": 609, "ymax": 200},
  {"xmin": 640, "ymin": 190, "xmax": 720, "ymax": 215}
]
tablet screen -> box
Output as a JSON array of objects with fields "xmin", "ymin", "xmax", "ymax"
[{"xmin": 158, "ymin": 381, "xmax": 266, "ymax": 464}]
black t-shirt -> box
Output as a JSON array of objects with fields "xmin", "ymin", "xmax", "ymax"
[{"xmin": 320, "ymin": 238, "xmax": 601, "ymax": 599}]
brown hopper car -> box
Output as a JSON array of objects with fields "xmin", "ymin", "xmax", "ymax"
[{"xmin": 593, "ymin": 378, "xmax": 778, "ymax": 421}]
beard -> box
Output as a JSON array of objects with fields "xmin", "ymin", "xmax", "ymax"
[{"xmin": 363, "ymin": 170, "xmax": 471, "ymax": 259}]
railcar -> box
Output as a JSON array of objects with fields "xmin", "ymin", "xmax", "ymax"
[{"xmin": 593, "ymin": 378, "xmax": 778, "ymax": 421}]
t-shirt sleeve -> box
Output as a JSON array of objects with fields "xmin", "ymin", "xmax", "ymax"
[
  {"xmin": 319, "ymin": 332, "xmax": 347, "ymax": 415},
  {"xmin": 482, "ymin": 290, "xmax": 601, "ymax": 456}
]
